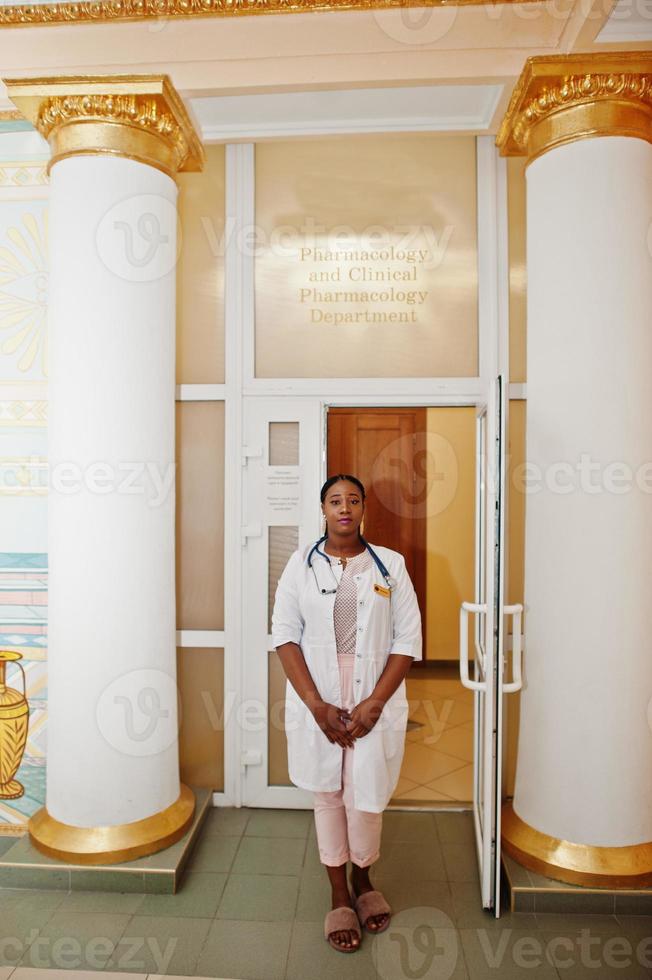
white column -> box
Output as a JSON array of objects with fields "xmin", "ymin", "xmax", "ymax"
[
  {"xmin": 6, "ymin": 76, "xmax": 204, "ymax": 862},
  {"xmin": 517, "ymin": 135, "xmax": 652, "ymax": 847},
  {"xmin": 47, "ymin": 154, "xmax": 180, "ymax": 828},
  {"xmin": 497, "ymin": 52, "xmax": 652, "ymax": 884}
]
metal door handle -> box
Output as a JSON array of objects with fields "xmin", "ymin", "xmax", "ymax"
[
  {"xmin": 503, "ymin": 604, "xmax": 523, "ymax": 693},
  {"xmin": 460, "ymin": 601, "xmax": 487, "ymax": 692}
]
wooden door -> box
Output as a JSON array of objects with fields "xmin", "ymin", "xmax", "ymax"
[{"xmin": 327, "ymin": 408, "xmax": 427, "ymax": 660}]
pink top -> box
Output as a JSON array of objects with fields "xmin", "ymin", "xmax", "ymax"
[{"xmin": 332, "ymin": 549, "xmax": 373, "ymax": 665}]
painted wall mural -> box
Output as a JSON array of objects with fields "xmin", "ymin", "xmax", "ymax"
[
  {"xmin": 0, "ymin": 555, "xmax": 47, "ymax": 831},
  {"xmin": 0, "ymin": 143, "xmax": 49, "ymax": 834}
]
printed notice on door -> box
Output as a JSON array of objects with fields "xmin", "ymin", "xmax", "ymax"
[{"xmin": 265, "ymin": 468, "xmax": 301, "ymax": 523}]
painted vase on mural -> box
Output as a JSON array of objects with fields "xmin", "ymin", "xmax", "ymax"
[{"xmin": 0, "ymin": 651, "xmax": 29, "ymax": 800}]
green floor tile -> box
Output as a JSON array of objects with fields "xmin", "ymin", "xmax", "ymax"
[
  {"xmin": 450, "ymin": 881, "xmax": 537, "ymax": 931},
  {"xmin": 107, "ymin": 913, "xmax": 212, "ymax": 975},
  {"xmin": 185, "ymin": 834, "xmax": 239, "ymax": 873},
  {"xmin": 372, "ymin": 918, "xmax": 469, "ymax": 980},
  {"xmin": 435, "ymin": 811, "xmax": 476, "ymax": 845},
  {"xmin": 534, "ymin": 888, "xmax": 614, "ymax": 914},
  {"xmin": 551, "ymin": 960, "xmax": 651, "ymax": 980},
  {"xmin": 0, "ymin": 867, "xmax": 70, "ymax": 890},
  {"xmin": 374, "ymin": 840, "xmax": 447, "ymax": 881},
  {"xmin": 18, "ymin": 910, "xmax": 131, "ymax": 971},
  {"xmin": 196, "ymin": 917, "xmax": 292, "ymax": 980},
  {"xmin": 382, "ymin": 811, "xmax": 439, "ymax": 845},
  {"xmin": 59, "ymin": 889, "xmax": 146, "ymax": 914},
  {"xmin": 69, "ymin": 869, "xmax": 146, "ymax": 893},
  {"xmin": 615, "ymin": 894, "xmax": 652, "ymax": 916},
  {"xmin": 217, "ymin": 873, "xmax": 299, "ymax": 921},
  {"xmin": 459, "ymin": 926, "xmax": 559, "ymax": 979},
  {"xmin": 537, "ymin": 923, "xmax": 652, "ymax": 979},
  {"xmin": 502, "ymin": 853, "xmax": 532, "ymax": 887},
  {"xmin": 442, "ymin": 842, "xmax": 481, "ymax": 882},
  {"xmin": 615, "ymin": 914, "xmax": 652, "ymax": 943},
  {"xmin": 301, "ymin": 838, "xmax": 325, "ymax": 876},
  {"xmin": 231, "ymin": 835, "xmax": 306, "ymax": 876},
  {"xmin": 535, "ymin": 913, "xmax": 626, "ymax": 937},
  {"xmin": 372, "ymin": 875, "xmax": 456, "ymax": 918},
  {"xmin": 295, "ymin": 873, "xmax": 332, "ymax": 923},
  {"xmin": 0, "ymin": 838, "xmax": 18, "ymax": 859},
  {"xmin": 0, "ymin": 888, "xmax": 67, "ymax": 913},
  {"xmin": 138, "ymin": 871, "xmax": 226, "ymax": 918},
  {"xmin": 245, "ymin": 808, "xmax": 311, "ymax": 839},
  {"xmin": 202, "ymin": 807, "xmax": 251, "ymax": 837},
  {"xmin": 286, "ymin": 919, "xmax": 377, "ymax": 980},
  {"xmin": 0, "ymin": 905, "xmax": 55, "ymax": 967}
]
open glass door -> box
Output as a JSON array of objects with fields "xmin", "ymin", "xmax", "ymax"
[
  {"xmin": 241, "ymin": 397, "xmax": 324, "ymax": 807},
  {"xmin": 459, "ymin": 374, "xmax": 522, "ymax": 916}
]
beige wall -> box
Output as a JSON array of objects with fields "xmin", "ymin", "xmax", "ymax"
[
  {"xmin": 176, "ymin": 144, "xmax": 225, "ymax": 384},
  {"xmin": 425, "ymin": 407, "xmax": 476, "ymax": 661},
  {"xmin": 177, "ymin": 647, "xmax": 224, "ymax": 792},
  {"xmin": 176, "ymin": 401, "xmax": 225, "ymax": 632},
  {"xmin": 255, "ymin": 134, "xmax": 478, "ymax": 379}
]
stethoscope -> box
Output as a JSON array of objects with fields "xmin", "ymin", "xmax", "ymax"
[{"xmin": 307, "ymin": 534, "xmax": 396, "ymax": 596}]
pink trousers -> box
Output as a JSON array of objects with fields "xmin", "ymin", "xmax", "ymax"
[{"xmin": 313, "ymin": 658, "xmax": 383, "ymax": 868}]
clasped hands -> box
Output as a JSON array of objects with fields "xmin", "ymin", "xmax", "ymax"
[{"xmin": 310, "ymin": 696, "xmax": 385, "ymax": 747}]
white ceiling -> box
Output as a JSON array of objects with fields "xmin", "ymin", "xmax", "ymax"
[
  {"xmin": 595, "ymin": 0, "xmax": 652, "ymax": 41},
  {"xmin": 190, "ymin": 84, "xmax": 505, "ymax": 142}
]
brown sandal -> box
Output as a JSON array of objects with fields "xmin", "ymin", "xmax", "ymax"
[
  {"xmin": 324, "ymin": 906, "xmax": 361, "ymax": 953},
  {"xmin": 351, "ymin": 887, "xmax": 392, "ymax": 934}
]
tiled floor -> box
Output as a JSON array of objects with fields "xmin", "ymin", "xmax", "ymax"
[
  {"xmin": 2, "ymin": 808, "xmax": 651, "ymax": 979},
  {"xmin": 395, "ymin": 665, "xmax": 474, "ymax": 804}
]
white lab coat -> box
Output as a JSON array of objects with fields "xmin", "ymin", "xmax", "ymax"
[{"xmin": 271, "ymin": 540, "xmax": 422, "ymax": 812}]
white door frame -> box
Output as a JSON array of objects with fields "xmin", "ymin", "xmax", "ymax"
[{"xmin": 172, "ymin": 135, "xmax": 515, "ymax": 810}]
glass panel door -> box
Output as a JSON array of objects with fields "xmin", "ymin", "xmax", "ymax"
[
  {"xmin": 459, "ymin": 375, "xmax": 506, "ymax": 915},
  {"xmin": 241, "ymin": 397, "xmax": 324, "ymax": 807}
]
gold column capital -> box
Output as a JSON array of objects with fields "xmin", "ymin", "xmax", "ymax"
[
  {"xmin": 496, "ymin": 53, "xmax": 652, "ymax": 165},
  {"xmin": 3, "ymin": 75, "xmax": 204, "ymax": 179}
]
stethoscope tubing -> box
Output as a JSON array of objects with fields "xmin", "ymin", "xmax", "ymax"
[{"xmin": 307, "ymin": 534, "xmax": 395, "ymax": 594}]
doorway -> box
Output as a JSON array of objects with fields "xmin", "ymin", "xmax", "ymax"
[{"xmin": 327, "ymin": 406, "xmax": 476, "ymax": 806}]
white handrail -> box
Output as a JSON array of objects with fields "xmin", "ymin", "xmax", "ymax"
[
  {"xmin": 503, "ymin": 603, "xmax": 523, "ymax": 693},
  {"xmin": 460, "ymin": 601, "xmax": 487, "ymax": 692}
]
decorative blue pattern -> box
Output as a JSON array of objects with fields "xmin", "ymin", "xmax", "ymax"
[{"xmin": 0, "ymin": 553, "xmax": 47, "ymax": 570}]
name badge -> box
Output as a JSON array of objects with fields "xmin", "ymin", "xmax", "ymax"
[{"xmin": 374, "ymin": 583, "xmax": 391, "ymax": 598}]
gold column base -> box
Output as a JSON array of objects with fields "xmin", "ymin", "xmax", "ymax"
[
  {"xmin": 502, "ymin": 801, "xmax": 652, "ymax": 889},
  {"xmin": 28, "ymin": 784, "xmax": 195, "ymax": 866}
]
